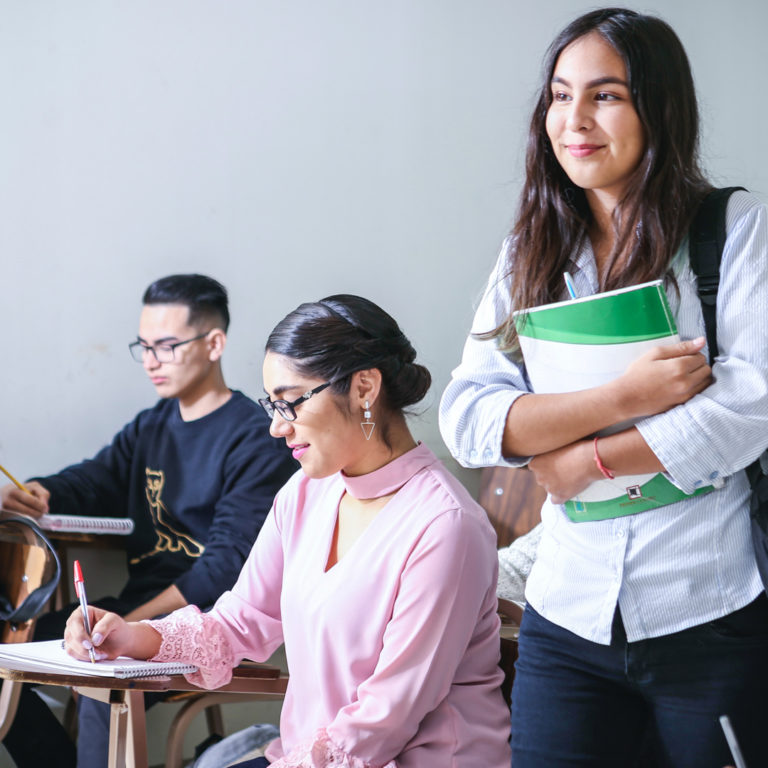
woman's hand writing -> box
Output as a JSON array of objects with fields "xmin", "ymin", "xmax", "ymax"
[{"xmin": 63, "ymin": 605, "xmax": 161, "ymax": 662}]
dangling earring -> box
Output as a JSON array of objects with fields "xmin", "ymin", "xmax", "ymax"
[{"xmin": 361, "ymin": 400, "xmax": 375, "ymax": 441}]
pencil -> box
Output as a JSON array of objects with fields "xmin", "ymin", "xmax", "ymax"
[{"xmin": 0, "ymin": 463, "xmax": 31, "ymax": 494}]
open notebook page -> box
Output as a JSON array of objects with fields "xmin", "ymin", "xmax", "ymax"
[{"xmin": 0, "ymin": 639, "xmax": 196, "ymax": 679}]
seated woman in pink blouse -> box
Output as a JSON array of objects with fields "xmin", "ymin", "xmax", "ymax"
[{"xmin": 64, "ymin": 294, "xmax": 512, "ymax": 768}]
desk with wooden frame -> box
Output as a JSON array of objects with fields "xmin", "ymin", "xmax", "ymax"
[
  {"xmin": 0, "ymin": 661, "xmax": 287, "ymax": 768},
  {"xmin": 2, "ymin": 524, "xmax": 286, "ymax": 768}
]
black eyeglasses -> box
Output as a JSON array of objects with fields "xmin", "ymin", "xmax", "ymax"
[
  {"xmin": 258, "ymin": 381, "xmax": 333, "ymax": 422},
  {"xmin": 128, "ymin": 332, "xmax": 210, "ymax": 364}
]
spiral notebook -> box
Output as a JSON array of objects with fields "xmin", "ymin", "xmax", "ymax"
[
  {"xmin": 0, "ymin": 639, "xmax": 197, "ymax": 679},
  {"xmin": 37, "ymin": 514, "xmax": 135, "ymax": 535}
]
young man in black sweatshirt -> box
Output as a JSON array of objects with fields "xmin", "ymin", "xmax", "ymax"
[{"xmin": 0, "ymin": 274, "xmax": 297, "ymax": 768}]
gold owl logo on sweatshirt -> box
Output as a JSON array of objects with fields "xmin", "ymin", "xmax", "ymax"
[{"xmin": 129, "ymin": 468, "xmax": 205, "ymax": 564}]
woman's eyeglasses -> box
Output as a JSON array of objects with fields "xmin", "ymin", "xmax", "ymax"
[{"xmin": 258, "ymin": 381, "xmax": 333, "ymax": 422}]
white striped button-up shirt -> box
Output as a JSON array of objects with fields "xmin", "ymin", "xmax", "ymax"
[{"xmin": 440, "ymin": 190, "xmax": 768, "ymax": 644}]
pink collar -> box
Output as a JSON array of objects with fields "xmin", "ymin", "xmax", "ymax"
[{"xmin": 340, "ymin": 442, "xmax": 433, "ymax": 499}]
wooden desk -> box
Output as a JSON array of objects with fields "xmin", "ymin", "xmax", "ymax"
[{"xmin": 0, "ymin": 662, "xmax": 287, "ymax": 768}]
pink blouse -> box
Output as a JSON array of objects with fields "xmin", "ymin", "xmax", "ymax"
[{"xmin": 148, "ymin": 443, "xmax": 511, "ymax": 767}]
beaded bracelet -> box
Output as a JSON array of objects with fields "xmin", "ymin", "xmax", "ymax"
[{"xmin": 593, "ymin": 437, "xmax": 616, "ymax": 480}]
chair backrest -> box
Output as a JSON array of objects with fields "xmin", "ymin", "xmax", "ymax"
[
  {"xmin": 0, "ymin": 514, "xmax": 61, "ymax": 742},
  {"xmin": 478, "ymin": 466, "xmax": 546, "ymax": 548}
]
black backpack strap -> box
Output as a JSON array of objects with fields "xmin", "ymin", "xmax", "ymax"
[{"xmin": 688, "ymin": 186, "xmax": 746, "ymax": 363}]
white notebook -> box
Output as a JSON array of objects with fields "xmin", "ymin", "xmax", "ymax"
[
  {"xmin": 513, "ymin": 280, "xmax": 712, "ymax": 521},
  {"xmin": 37, "ymin": 514, "xmax": 135, "ymax": 535},
  {"xmin": 0, "ymin": 639, "xmax": 197, "ymax": 679}
]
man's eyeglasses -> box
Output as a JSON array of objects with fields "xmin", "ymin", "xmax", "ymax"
[
  {"xmin": 128, "ymin": 332, "xmax": 210, "ymax": 364},
  {"xmin": 258, "ymin": 382, "xmax": 333, "ymax": 422}
]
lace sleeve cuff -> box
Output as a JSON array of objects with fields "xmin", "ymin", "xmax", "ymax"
[
  {"xmin": 144, "ymin": 605, "xmax": 235, "ymax": 689},
  {"xmin": 270, "ymin": 728, "xmax": 397, "ymax": 768}
]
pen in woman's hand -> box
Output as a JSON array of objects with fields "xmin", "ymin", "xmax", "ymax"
[{"xmin": 73, "ymin": 560, "xmax": 97, "ymax": 663}]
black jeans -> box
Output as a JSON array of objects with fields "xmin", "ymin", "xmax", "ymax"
[{"xmin": 511, "ymin": 595, "xmax": 768, "ymax": 767}]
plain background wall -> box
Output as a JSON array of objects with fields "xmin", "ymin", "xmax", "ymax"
[
  {"xmin": 1, "ymin": 0, "xmax": 766, "ymax": 486},
  {"xmin": 1, "ymin": 1, "xmax": 766, "ymax": 764}
]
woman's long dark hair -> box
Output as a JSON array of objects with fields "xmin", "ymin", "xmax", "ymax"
[
  {"xmin": 266, "ymin": 295, "xmax": 431, "ymax": 445},
  {"xmin": 488, "ymin": 7, "xmax": 711, "ymax": 349}
]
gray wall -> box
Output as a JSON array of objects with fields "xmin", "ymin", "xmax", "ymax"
[
  {"xmin": 1, "ymin": 2, "xmax": 766, "ymax": 765},
  {"xmin": 1, "ymin": 1, "xmax": 766, "ymax": 482}
]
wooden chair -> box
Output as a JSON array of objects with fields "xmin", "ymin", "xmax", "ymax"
[
  {"xmin": 478, "ymin": 465, "xmax": 546, "ymax": 549},
  {"xmin": 0, "ymin": 515, "xmax": 61, "ymax": 741},
  {"xmin": 162, "ymin": 683, "xmax": 284, "ymax": 768}
]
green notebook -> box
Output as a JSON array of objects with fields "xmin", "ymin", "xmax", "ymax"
[{"xmin": 513, "ymin": 280, "xmax": 712, "ymax": 522}]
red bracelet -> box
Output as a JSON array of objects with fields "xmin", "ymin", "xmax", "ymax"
[{"xmin": 593, "ymin": 437, "xmax": 615, "ymax": 480}]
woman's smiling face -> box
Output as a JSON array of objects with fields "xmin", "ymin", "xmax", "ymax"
[
  {"xmin": 545, "ymin": 31, "xmax": 645, "ymax": 209},
  {"xmin": 262, "ymin": 351, "xmax": 366, "ymax": 479}
]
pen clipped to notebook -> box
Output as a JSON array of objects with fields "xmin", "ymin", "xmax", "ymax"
[{"xmin": 73, "ymin": 560, "xmax": 97, "ymax": 664}]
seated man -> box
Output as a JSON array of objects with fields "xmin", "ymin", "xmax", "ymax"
[{"xmin": 0, "ymin": 274, "xmax": 297, "ymax": 768}]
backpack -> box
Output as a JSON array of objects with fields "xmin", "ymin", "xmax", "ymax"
[{"xmin": 688, "ymin": 186, "xmax": 768, "ymax": 589}]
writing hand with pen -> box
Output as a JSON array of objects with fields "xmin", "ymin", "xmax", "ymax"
[{"xmin": 63, "ymin": 603, "xmax": 163, "ymax": 665}]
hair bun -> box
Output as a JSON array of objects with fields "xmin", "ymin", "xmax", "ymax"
[{"xmin": 266, "ymin": 294, "xmax": 431, "ymax": 412}]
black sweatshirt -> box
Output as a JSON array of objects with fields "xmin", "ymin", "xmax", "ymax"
[{"xmin": 38, "ymin": 391, "xmax": 297, "ymax": 610}]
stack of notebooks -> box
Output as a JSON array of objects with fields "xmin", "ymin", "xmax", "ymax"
[{"xmin": 513, "ymin": 280, "xmax": 712, "ymax": 522}]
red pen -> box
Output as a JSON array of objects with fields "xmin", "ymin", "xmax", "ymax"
[{"xmin": 73, "ymin": 560, "xmax": 97, "ymax": 664}]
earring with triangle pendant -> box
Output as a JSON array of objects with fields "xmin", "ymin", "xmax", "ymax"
[{"xmin": 361, "ymin": 400, "xmax": 375, "ymax": 441}]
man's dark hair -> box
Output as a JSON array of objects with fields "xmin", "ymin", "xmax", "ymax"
[{"xmin": 142, "ymin": 274, "xmax": 230, "ymax": 331}]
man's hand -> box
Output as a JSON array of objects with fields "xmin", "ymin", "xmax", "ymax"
[{"xmin": 0, "ymin": 480, "xmax": 50, "ymax": 517}]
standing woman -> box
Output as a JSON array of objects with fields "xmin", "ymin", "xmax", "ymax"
[
  {"xmin": 440, "ymin": 8, "xmax": 768, "ymax": 768},
  {"xmin": 65, "ymin": 295, "xmax": 512, "ymax": 768}
]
